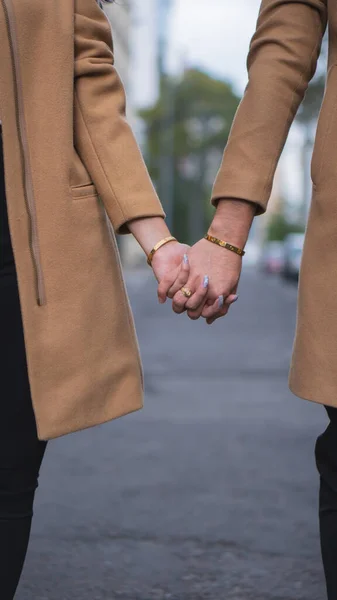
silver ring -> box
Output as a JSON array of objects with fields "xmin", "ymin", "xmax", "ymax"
[{"xmin": 218, "ymin": 295, "xmax": 224, "ymax": 309}]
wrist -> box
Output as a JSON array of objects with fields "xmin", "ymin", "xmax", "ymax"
[
  {"xmin": 127, "ymin": 216, "xmax": 172, "ymax": 257},
  {"xmin": 150, "ymin": 239, "xmax": 180, "ymax": 268},
  {"xmin": 147, "ymin": 236, "xmax": 179, "ymax": 266},
  {"xmin": 209, "ymin": 198, "xmax": 255, "ymax": 248}
]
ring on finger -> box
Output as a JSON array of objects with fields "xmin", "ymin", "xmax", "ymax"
[{"xmin": 180, "ymin": 286, "xmax": 193, "ymax": 299}]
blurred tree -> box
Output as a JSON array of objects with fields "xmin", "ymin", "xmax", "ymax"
[
  {"xmin": 139, "ymin": 69, "xmax": 240, "ymax": 244},
  {"xmin": 266, "ymin": 212, "xmax": 305, "ymax": 242}
]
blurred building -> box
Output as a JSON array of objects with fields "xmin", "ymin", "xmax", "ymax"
[
  {"xmin": 104, "ymin": 0, "xmax": 175, "ymax": 266},
  {"xmin": 102, "ymin": 0, "xmax": 146, "ymax": 267},
  {"xmin": 102, "ymin": 1, "xmax": 131, "ymax": 88},
  {"xmin": 129, "ymin": 0, "xmax": 160, "ymax": 112}
]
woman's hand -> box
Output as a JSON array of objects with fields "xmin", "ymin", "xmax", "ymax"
[
  {"xmin": 127, "ymin": 216, "xmax": 189, "ymax": 289},
  {"xmin": 125, "ymin": 215, "xmax": 193, "ymax": 301},
  {"xmin": 151, "ymin": 240, "xmax": 190, "ymax": 294}
]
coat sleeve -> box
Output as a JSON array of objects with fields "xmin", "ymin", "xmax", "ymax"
[
  {"xmin": 211, "ymin": 0, "xmax": 327, "ymax": 215},
  {"xmin": 73, "ymin": 0, "xmax": 165, "ymax": 234}
]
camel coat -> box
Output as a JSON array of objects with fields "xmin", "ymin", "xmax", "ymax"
[
  {"xmin": 0, "ymin": 0, "xmax": 165, "ymax": 440},
  {"xmin": 211, "ymin": 0, "xmax": 337, "ymax": 408}
]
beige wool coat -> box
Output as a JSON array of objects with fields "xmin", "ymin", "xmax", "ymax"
[
  {"xmin": 0, "ymin": 0, "xmax": 165, "ymax": 440},
  {"xmin": 211, "ymin": 0, "xmax": 337, "ymax": 409}
]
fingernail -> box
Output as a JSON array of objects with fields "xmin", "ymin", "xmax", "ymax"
[
  {"xmin": 183, "ymin": 254, "xmax": 189, "ymax": 265},
  {"xmin": 232, "ymin": 295, "xmax": 239, "ymax": 303},
  {"xmin": 218, "ymin": 295, "xmax": 224, "ymax": 309},
  {"xmin": 203, "ymin": 275, "xmax": 209, "ymax": 288}
]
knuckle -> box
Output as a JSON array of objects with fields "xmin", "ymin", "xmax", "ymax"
[
  {"xmin": 174, "ymin": 299, "xmax": 185, "ymax": 310},
  {"xmin": 186, "ymin": 301, "xmax": 198, "ymax": 311}
]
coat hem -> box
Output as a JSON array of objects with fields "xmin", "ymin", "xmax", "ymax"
[
  {"xmin": 36, "ymin": 400, "xmax": 144, "ymax": 441},
  {"xmin": 288, "ymin": 375, "xmax": 334, "ymax": 409}
]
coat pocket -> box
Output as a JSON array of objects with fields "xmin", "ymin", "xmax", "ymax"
[
  {"xmin": 70, "ymin": 182, "xmax": 98, "ymax": 199},
  {"xmin": 69, "ymin": 147, "xmax": 98, "ymax": 199},
  {"xmin": 311, "ymin": 65, "xmax": 337, "ymax": 188}
]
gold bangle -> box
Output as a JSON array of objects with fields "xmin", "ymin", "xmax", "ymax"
[
  {"xmin": 204, "ymin": 234, "xmax": 245, "ymax": 257},
  {"xmin": 147, "ymin": 236, "xmax": 177, "ymax": 266}
]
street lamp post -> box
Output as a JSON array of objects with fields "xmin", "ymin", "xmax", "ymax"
[{"xmin": 157, "ymin": 0, "xmax": 175, "ymax": 232}]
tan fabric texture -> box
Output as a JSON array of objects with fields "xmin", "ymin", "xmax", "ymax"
[
  {"xmin": 0, "ymin": 0, "xmax": 165, "ymax": 440},
  {"xmin": 211, "ymin": 0, "xmax": 337, "ymax": 408}
]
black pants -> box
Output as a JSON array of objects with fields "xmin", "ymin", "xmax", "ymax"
[
  {"xmin": 0, "ymin": 127, "xmax": 48, "ymax": 599},
  {"xmin": 316, "ymin": 405, "xmax": 337, "ymax": 599}
]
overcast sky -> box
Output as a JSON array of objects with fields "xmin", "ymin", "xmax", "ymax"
[
  {"xmin": 130, "ymin": 0, "xmax": 262, "ymax": 107},
  {"xmin": 169, "ymin": 0, "xmax": 262, "ymax": 94}
]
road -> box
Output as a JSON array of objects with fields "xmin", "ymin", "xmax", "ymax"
[{"xmin": 18, "ymin": 267, "xmax": 328, "ymax": 600}]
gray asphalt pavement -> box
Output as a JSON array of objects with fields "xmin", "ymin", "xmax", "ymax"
[{"xmin": 17, "ymin": 267, "xmax": 328, "ymax": 600}]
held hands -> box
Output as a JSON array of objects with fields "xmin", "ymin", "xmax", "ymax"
[
  {"xmin": 147, "ymin": 199, "xmax": 255, "ymax": 325},
  {"xmin": 156, "ymin": 238, "xmax": 241, "ymax": 324}
]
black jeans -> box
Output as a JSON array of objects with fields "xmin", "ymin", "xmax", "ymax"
[
  {"xmin": 0, "ymin": 126, "xmax": 48, "ymax": 599},
  {"xmin": 316, "ymin": 405, "xmax": 337, "ymax": 600}
]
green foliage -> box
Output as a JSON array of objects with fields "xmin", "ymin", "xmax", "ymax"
[
  {"xmin": 139, "ymin": 69, "xmax": 240, "ymax": 244},
  {"xmin": 266, "ymin": 213, "xmax": 305, "ymax": 242}
]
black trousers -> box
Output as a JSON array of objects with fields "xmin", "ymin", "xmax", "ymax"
[
  {"xmin": 316, "ymin": 405, "xmax": 337, "ymax": 600},
  {"xmin": 0, "ymin": 126, "xmax": 48, "ymax": 599}
]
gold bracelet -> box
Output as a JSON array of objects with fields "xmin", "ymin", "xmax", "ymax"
[
  {"xmin": 204, "ymin": 234, "xmax": 245, "ymax": 257},
  {"xmin": 147, "ymin": 236, "xmax": 177, "ymax": 266}
]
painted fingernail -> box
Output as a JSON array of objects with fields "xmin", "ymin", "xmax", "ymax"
[
  {"xmin": 218, "ymin": 295, "xmax": 224, "ymax": 309},
  {"xmin": 203, "ymin": 275, "xmax": 209, "ymax": 288},
  {"xmin": 183, "ymin": 254, "xmax": 189, "ymax": 264},
  {"xmin": 232, "ymin": 295, "xmax": 239, "ymax": 303}
]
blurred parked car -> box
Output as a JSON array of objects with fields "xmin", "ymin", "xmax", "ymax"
[
  {"xmin": 243, "ymin": 240, "xmax": 260, "ymax": 268},
  {"xmin": 260, "ymin": 241, "xmax": 285, "ymax": 274},
  {"xmin": 282, "ymin": 233, "xmax": 305, "ymax": 282}
]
